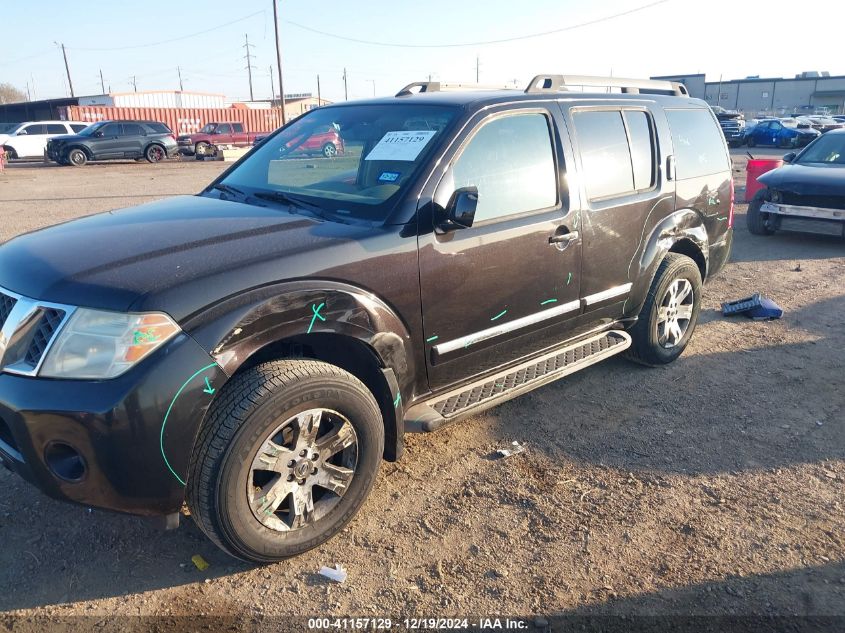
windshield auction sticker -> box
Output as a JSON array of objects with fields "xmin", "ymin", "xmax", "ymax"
[{"xmin": 364, "ymin": 130, "xmax": 437, "ymax": 161}]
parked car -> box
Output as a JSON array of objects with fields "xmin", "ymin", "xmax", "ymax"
[
  {"xmin": 255, "ymin": 125, "xmax": 345, "ymax": 157},
  {"xmin": 177, "ymin": 122, "xmax": 259, "ymax": 156},
  {"xmin": 833, "ymin": 116, "xmax": 845, "ymax": 124},
  {"xmin": 0, "ymin": 121, "xmax": 90, "ymax": 159},
  {"xmin": 0, "ymin": 75, "xmax": 733, "ymax": 562},
  {"xmin": 712, "ymin": 107, "xmax": 746, "ymax": 148},
  {"xmin": 46, "ymin": 120, "xmax": 178, "ymax": 166},
  {"xmin": 746, "ymin": 119, "xmax": 820, "ymax": 148},
  {"xmin": 803, "ymin": 116, "xmax": 845, "ymax": 134},
  {"xmin": 747, "ymin": 129, "xmax": 845, "ymax": 237}
]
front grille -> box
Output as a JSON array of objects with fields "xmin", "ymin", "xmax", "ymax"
[
  {"xmin": 0, "ymin": 292, "xmax": 16, "ymax": 327},
  {"xmin": 24, "ymin": 308, "xmax": 65, "ymax": 367},
  {"xmin": 781, "ymin": 192, "xmax": 845, "ymax": 211}
]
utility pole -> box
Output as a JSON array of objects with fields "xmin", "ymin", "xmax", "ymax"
[
  {"xmin": 271, "ymin": 0, "xmax": 287, "ymax": 124},
  {"xmin": 130, "ymin": 75, "xmax": 137, "ymax": 92},
  {"xmin": 475, "ymin": 55, "xmax": 480, "ymax": 83},
  {"xmin": 367, "ymin": 79, "xmax": 376, "ymax": 97},
  {"xmin": 59, "ymin": 43, "xmax": 75, "ymax": 97},
  {"xmin": 317, "ymin": 74, "xmax": 321, "ymax": 105},
  {"xmin": 25, "ymin": 82, "xmax": 31, "ymax": 101},
  {"xmin": 343, "ymin": 68, "xmax": 348, "ymax": 101},
  {"xmin": 269, "ymin": 66, "xmax": 275, "ymax": 104},
  {"xmin": 243, "ymin": 33, "xmax": 255, "ymax": 101},
  {"xmin": 99, "ymin": 69, "xmax": 105, "ymax": 94},
  {"xmin": 177, "ymin": 66, "xmax": 184, "ymax": 91}
]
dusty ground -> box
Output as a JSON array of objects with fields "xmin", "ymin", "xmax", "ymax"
[{"xmin": 0, "ymin": 153, "xmax": 843, "ymax": 630}]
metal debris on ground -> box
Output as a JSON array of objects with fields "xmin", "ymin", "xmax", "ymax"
[
  {"xmin": 497, "ymin": 441, "xmax": 526, "ymax": 459},
  {"xmin": 319, "ymin": 564, "xmax": 348, "ymax": 583},
  {"xmin": 191, "ymin": 554, "xmax": 210, "ymax": 571},
  {"xmin": 721, "ymin": 293, "xmax": 783, "ymax": 320}
]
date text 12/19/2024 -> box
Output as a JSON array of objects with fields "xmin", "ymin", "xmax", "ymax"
[{"xmin": 307, "ymin": 618, "xmax": 530, "ymax": 630}]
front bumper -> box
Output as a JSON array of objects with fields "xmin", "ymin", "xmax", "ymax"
[
  {"xmin": 761, "ymin": 202, "xmax": 845, "ymax": 237},
  {"xmin": 0, "ymin": 334, "xmax": 226, "ymax": 516}
]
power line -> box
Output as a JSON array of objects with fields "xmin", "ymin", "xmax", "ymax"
[
  {"xmin": 66, "ymin": 10, "xmax": 265, "ymax": 51},
  {"xmin": 285, "ymin": 1, "xmax": 669, "ymax": 48}
]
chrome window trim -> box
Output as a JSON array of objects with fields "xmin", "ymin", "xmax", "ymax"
[
  {"xmin": 0, "ymin": 285, "xmax": 76, "ymax": 377},
  {"xmin": 433, "ymin": 299, "xmax": 580, "ymax": 355},
  {"xmin": 582, "ymin": 283, "xmax": 633, "ymax": 306}
]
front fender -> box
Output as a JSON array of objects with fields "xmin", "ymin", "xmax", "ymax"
[
  {"xmin": 183, "ymin": 280, "xmax": 414, "ymax": 393},
  {"xmin": 625, "ymin": 209, "xmax": 708, "ymax": 318}
]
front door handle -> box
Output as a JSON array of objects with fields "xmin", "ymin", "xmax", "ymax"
[{"xmin": 549, "ymin": 230, "xmax": 579, "ymax": 245}]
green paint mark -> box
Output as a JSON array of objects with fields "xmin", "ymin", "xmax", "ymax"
[
  {"xmin": 133, "ymin": 328, "xmax": 159, "ymax": 345},
  {"xmin": 495, "ymin": 383, "xmax": 504, "ymax": 388},
  {"xmin": 566, "ymin": 272, "xmax": 573, "ymax": 285},
  {"xmin": 393, "ymin": 392, "xmax": 402, "ymax": 408},
  {"xmin": 540, "ymin": 299, "xmax": 558, "ymax": 306},
  {"xmin": 160, "ymin": 363, "xmax": 218, "ymax": 486},
  {"xmin": 491, "ymin": 310, "xmax": 507, "ymax": 321},
  {"xmin": 307, "ymin": 302, "xmax": 327, "ymax": 334},
  {"xmin": 426, "ymin": 335, "xmax": 439, "ymax": 343},
  {"xmin": 716, "ymin": 216, "xmax": 728, "ymax": 221},
  {"xmin": 202, "ymin": 376, "xmax": 215, "ymax": 395}
]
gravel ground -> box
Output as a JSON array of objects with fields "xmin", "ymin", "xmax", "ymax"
[{"xmin": 0, "ymin": 153, "xmax": 843, "ymax": 630}]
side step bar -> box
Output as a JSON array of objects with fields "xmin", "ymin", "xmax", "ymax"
[{"xmin": 404, "ymin": 330, "xmax": 631, "ymax": 433}]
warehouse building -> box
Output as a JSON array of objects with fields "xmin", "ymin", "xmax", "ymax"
[{"xmin": 652, "ymin": 72, "xmax": 845, "ymax": 116}]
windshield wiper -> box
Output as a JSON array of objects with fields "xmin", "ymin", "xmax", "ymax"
[
  {"xmin": 251, "ymin": 190, "xmax": 334, "ymax": 221},
  {"xmin": 211, "ymin": 183, "xmax": 247, "ymax": 199}
]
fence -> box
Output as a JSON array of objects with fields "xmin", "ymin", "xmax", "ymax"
[{"xmin": 60, "ymin": 106, "xmax": 285, "ymax": 135}]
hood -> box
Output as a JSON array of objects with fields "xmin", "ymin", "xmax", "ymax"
[
  {"xmin": 47, "ymin": 133, "xmax": 86, "ymax": 144},
  {"xmin": 758, "ymin": 164, "xmax": 845, "ymax": 195},
  {"xmin": 0, "ymin": 195, "xmax": 378, "ymax": 321}
]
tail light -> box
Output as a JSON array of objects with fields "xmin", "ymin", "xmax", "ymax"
[{"xmin": 728, "ymin": 179, "xmax": 735, "ymax": 229}]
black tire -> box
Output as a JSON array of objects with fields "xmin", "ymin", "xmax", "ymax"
[
  {"xmin": 746, "ymin": 136, "xmax": 756, "ymax": 148},
  {"xmin": 195, "ymin": 142, "xmax": 210, "ymax": 157},
  {"xmin": 321, "ymin": 142, "xmax": 337, "ymax": 158},
  {"xmin": 626, "ymin": 253, "xmax": 702, "ymax": 367},
  {"xmin": 746, "ymin": 190, "xmax": 775, "ymax": 236},
  {"xmin": 2, "ymin": 147, "xmax": 16, "ymax": 160},
  {"xmin": 67, "ymin": 148, "xmax": 87, "ymax": 167},
  {"xmin": 187, "ymin": 359, "xmax": 384, "ymax": 563},
  {"xmin": 145, "ymin": 144, "xmax": 166, "ymax": 163}
]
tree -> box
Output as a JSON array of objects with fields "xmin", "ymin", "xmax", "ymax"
[{"xmin": 0, "ymin": 83, "xmax": 27, "ymax": 104}]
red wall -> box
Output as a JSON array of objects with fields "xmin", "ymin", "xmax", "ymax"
[{"xmin": 61, "ymin": 106, "xmax": 285, "ymax": 134}]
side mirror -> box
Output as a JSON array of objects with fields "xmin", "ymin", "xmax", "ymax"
[
  {"xmin": 782, "ymin": 152, "xmax": 797, "ymax": 163},
  {"xmin": 440, "ymin": 187, "xmax": 478, "ymax": 231}
]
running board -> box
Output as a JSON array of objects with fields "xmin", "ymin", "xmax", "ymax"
[{"xmin": 405, "ymin": 330, "xmax": 631, "ymax": 433}]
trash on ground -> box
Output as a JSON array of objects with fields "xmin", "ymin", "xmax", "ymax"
[
  {"xmin": 319, "ymin": 564, "xmax": 348, "ymax": 583},
  {"xmin": 191, "ymin": 554, "xmax": 210, "ymax": 571},
  {"xmin": 497, "ymin": 441, "xmax": 526, "ymax": 458},
  {"xmin": 721, "ymin": 293, "xmax": 783, "ymax": 320}
]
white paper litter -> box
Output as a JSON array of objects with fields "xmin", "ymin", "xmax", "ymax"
[{"xmin": 319, "ymin": 564, "xmax": 348, "ymax": 583}]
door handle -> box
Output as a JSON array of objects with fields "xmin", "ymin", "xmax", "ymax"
[{"xmin": 549, "ymin": 230, "xmax": 579, "ymax": 246}]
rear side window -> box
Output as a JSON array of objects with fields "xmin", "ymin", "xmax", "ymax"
[
  {"xmin": 217, "ymin": 124, "xmax": 233, "ymax": 134},
  {"xmin": 625, "ymin": 111, "xmax": 656, "ymax": 190},
  {"xmin": 233, "ymin": 123, "xmax": 244, "ymax": 133},
  {"xmin": 145, "ymin": 122, "xmax": 171, "ymax": 134},
  {"xmin": 46, "ymin": 124, "xmax": 67, "ymax": 134},
  {"xmin": 121, "ymin": 123, "xmax": 144, "ymax": 136},
  {"xmin": 665, "ymin": 109, "xmax": 730, "ymax": 179},
  {"xmin": 572, "ymin": 111, "xmax": 634, "ymax": 200},
  {"xmin": 452, "ymin": 112, "xmax": 557, "ymax": 223},
  {"xmin": 70, "ymin": 123, "xmax": 88, "ymax": 133}
]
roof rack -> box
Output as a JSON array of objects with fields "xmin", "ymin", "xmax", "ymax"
[
  {"xmin": 395, "ymin": 81, "xmax": 515, "ymax": 97},
  {"xmin": 525, "ymin": 74, "xmax": 689, "ymax": 96}
]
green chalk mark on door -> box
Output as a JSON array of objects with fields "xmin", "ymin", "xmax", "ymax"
[
  {"xmin": 426, "ymin": 335, "xmax": 439, "ymax": 343},
  {"xmin": 490, "ymin": 310, "xmax": 507, "ymax": 321},
  {"xmin": 393, "ymin": 392, "xmax": 402, "ymax": 408},
  {"xmin": 566, "ymin": 272, "xmax": 573, "ymax": 285},
  {"xmin": 540, "ymin": 299, "xmax": 558, "ymax": 306},
  {"xmin": 202, "ymin": 377, "xmax": 215, "ymax": 395}
]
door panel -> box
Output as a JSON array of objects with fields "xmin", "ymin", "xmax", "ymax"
[
  {"xmin": 95, "ymin": 123, "xmax": 123, "ymax": 157},
  {"xmin": 418, "ymin": 107, "xmax": 582, "ymax": 390}
]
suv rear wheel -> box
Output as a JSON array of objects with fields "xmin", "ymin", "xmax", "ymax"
[
  {"xmin": 67, "ymin": 148, "xmax": 88, "ymax": 167},
  {"xmin": 187, "ymin": 359, "xmax": 384, "ymax": 563},
  {"xmin": 626, "ymin": 253, "xmax": 702, "ymax": 366},
  {"xmin": 145, "ymin": 144, "xmax": 166, "ymax": 163}
]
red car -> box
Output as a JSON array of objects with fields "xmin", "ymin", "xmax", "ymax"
[
  {"xmin": 177, "ymin": 122, "xmax": 258, "ymax": 156},
  {"xmin": 255, "ymin": 126, "xmax": 344, "ymax": 158}
]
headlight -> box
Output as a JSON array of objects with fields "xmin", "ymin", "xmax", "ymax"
[
  {"xmin": 769, "ymin": 190, "xmax": 782, "ymax": 203},
  {"xmin": 39, "ymin": 309, "xmax": 181, "ymax": 379}
]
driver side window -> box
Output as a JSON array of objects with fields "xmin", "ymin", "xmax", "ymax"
[{"xmin": 452, "ymin": 112, "xmax": 557, "ymax": 224}]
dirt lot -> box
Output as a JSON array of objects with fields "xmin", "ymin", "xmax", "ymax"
[{"xmin": 0, "ymin": 154, "xmax": 843, "ymax": 629}]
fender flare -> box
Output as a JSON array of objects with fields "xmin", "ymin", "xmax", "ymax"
[{"xmin": 625, "ymin": 208, "xmax": 708, "ymax": 317}]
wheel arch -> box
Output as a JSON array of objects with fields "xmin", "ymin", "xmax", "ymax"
[{"xmin": 625, "ymin": 209, "xmax": 708, "ymax": 318}]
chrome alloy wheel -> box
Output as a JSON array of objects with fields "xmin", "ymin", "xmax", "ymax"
[
  {"xmin": 656, "ymin": 278, "xmax": 694, "ymax": 348},
  {"xmin": 247, "ymin": 408, "xmax": 358, "ymax": 532}
]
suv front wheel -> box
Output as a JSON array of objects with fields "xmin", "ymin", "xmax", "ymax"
[
  {"xmin": 67, "ymin": 148, "xmax": 88, "ymax": 167},
  {"xmin": 187, "ymin": 359, "xmax": 384, "ymax": 563},
  {"xmin": 626, "ymin": 253, "xmax": 702, "ymax": 366}
]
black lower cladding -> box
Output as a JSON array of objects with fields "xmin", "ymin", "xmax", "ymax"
[{"xmin": 0, "ymin": 334, "xmax": 226, "ymax": 515}]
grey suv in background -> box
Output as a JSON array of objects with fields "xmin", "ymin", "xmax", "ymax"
[{"xmin": 46, "ymin": 120, "xmax": 178, "ymax": 166}]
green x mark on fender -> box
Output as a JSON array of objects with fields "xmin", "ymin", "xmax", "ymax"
[{"xmin": 307, "ymin": 302, "xmax": 327, "ymax": 334}]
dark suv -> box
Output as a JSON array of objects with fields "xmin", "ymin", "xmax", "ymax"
[
  {"xmin": 46, "ymin": 120, "xmax": 178, "ymax": 166},
  {"xmin": 0, "ymin": 75, "xmax": 732, "ymax": 562}
]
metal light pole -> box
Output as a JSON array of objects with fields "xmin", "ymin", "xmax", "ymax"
[{"xmin": 272, "ymin": 0, "xmax": 287, "ymax": 124}]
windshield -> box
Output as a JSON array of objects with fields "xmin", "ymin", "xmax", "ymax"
[
  {"xmin": 797, "ymin": 134, "xmax": 845, "ymax": 165},
  {"xmin": 217, "ymin": 103, "xmax": 458, "ymax": 222},
  {"xmin": 77, "ymin": 121, "xmax": 107, "ymax": 136},
  {"xmin": 199, "ymin": 123, "xmax": 217, "ymax": 134}
]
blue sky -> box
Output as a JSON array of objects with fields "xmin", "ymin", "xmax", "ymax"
[{"xmin": 1, "ymin": 0, "xmax": 843, "ymax": 103}]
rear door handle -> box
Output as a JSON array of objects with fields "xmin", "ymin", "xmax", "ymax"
[{"xmin": 549, "ymin": 230, "xmax": 579, "ymax": 246}]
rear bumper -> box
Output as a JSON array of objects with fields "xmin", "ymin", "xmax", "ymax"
[{"xmin": 0, "ymin": 335, "xmax": 226, "ymax": 516}]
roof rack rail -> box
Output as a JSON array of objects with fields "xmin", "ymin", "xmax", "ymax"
[
  {"xmin": 395, "ymin": 81, "xmax": 515, "ymax": 97},
  {"xmin": 525, "ymin": 74, "xmax": 689, "ymax": 97}
]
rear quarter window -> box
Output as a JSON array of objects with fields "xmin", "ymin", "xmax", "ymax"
[
  {"xmin": 665, "ymin": 109, "xmax": 730, "ymax": 179},
  {"xmin": 145, "ymin": 122, "xmax": 171, "ymax": 134}
]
